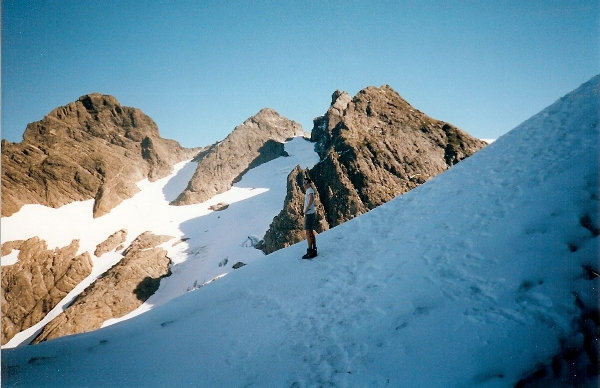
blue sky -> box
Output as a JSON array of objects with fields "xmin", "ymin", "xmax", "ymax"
[{"xmin": 2, "ymin": 0, "xmax": 598, "ymax": 148}]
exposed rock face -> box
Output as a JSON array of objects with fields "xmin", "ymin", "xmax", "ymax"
[
  {"xmin": 1, "ymin": 240, "xmax": 23, "ymax": 256},
  {"xmin": 1, "ymin": 93, "xmax": 197, "ymax": 218},
  {"xmin": 1, "ymin": 238, "xmax": 92, "ymax": 345},
  {"xmin": 32, "ymin": 232, "xmax": 173, "ymax": 344},
  {"xmin": 262, "ymin": 86, "xmax": 487, "ymax": 253},
  {"xmin": 311, "ymin": 86, "xmax": 487, "ymax": 225},
  {"xmin": 94, "ymin": 229, "xmax": 128, "ymax": 257},
  {"xmin": 209, "ymin": 202, "xmax": 230, "ymax": 211},
  {"xmin": 261, "ymin": 166, "xmax": 329, "ymax": 254},
  {"xmin": 172, "ymin": 108, "xmax": 306, "ymax": 205}
]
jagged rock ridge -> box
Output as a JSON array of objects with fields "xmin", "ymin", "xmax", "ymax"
[
  {"xmin": 32, "ymin": 232, "xmax": 173, "ymax": 344},
  {"xmin": 1, "ymin": 93, "xmax": 198, "ymax": 218},
  {"xmin": 262, "ymin": 85, "xmax": 487, "ymax": 253},
  {"xmin": 172, "ymin": 108, "xmax": 307, "ymax": 205},
  {"xmin": 1, "ymin": 238, "xmax": 92, "ymax": 345}
]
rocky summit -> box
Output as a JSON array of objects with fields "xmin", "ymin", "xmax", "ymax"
[
  {"xmin": 171, "ymin": 108, "xmax": 307, "ymax": 205},
  {"xmin": 1, "ymin": 93, "xmax": 197, "ymax": 218},
  {"xmin": 262, "ymin": 86, "xmax": 487, "ymax": 253}
]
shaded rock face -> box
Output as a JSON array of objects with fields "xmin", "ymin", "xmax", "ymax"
[
  {"xmin": 1, "ymin": 238, "xmax": 92, "ymax": 345},
  {"xmin": 262, "ymin": 86, "xmax": 486, "ymax": 253},
  {"xmin": 261, "ymin": 166, "xmax": 329, "ymax": 254},
  {"xmin": 32, "ymin": 232, "xmax": 173, "ymax": 344},
  {"xmin": 1, "ymin": 93, "xmax": 197, "ymax": 218},
  {"xmin": 172, "ymin": 108, "xmax": 306, "ymax": 205}
]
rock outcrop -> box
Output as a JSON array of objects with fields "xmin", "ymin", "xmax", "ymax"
[
  {"xmin": 172, "ymin": 108, "xmax": 306, "ymax": 205},
  {"xmin": 262, "ymin": 86, "xmax": 487, "ymax": 253},
  {"xmin": 94, "ymin": 229, "xmax": 128, "ymax": 257},
  {"xmin": 1, "ymin": 93, "xmax": 197, "ymax": 218},
  {"xmin": 32, "ymin": 232, "xmax": 173, "ymax": 344},
  {"xmin": 1, "ymin": 238, "xmax": 93, "ymax": 345},
  {"xmin": 1, "ymin": 240, "xmax": 23, "ymax": 256}
]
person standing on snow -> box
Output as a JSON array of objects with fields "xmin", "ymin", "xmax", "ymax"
[{"xmin": 302, "ymin": 176, "xmax": 318, "ymax": 259}]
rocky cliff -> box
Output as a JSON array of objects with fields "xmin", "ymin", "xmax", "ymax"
[
  {"xmin": 1, "ymin": 238, "xmax": 92, "ymax": 345},
  {"xmin": 32, "ymin": 232, "xmax": 173, "ymax": 344},
  {"xmin": 262, "ymin": 86, "xmax": 487, "ymax": 253},
  {"xmin": 1, "ymin": 93, "xmax": 197, "ymax": 218},
  {"xmin": 172, "ymin": 108, "xmax": 307, "ymax": 205}
]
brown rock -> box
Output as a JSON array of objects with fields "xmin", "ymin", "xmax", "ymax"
[
  {"xmin": 172, "ymin": 108, "xmax": 306, "ymax": 205},
  {"xmin": 94, "ymin": 229, "xmax": 128, "ymax": 257},
  {"xmin": 32, "ymin": 232, "xmax": 173, "ymax": 344},
  {"xmin": 1, "ymin": 240, "xmax": 23, "ymax": 256},
  {"xmin": 209, "ymin": 202, "xmax": 230, "ymax": 211},
  {"xmin": 1, "ymin": 93, "xmax": 198, "ymax": 218},
  {"xmin": 1, "ymin": 237, "xmax": 92, "ymax": 345}
]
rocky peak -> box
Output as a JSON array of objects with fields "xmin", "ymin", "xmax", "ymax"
[
  {"xmin": 2, "ymin": 94, "xmax": 197, "ymax": 217},
  {"xmin": 262, "ymin": 85, "xmax": 487, "ymax": 253},
  {"xmin": 310, "ymin": 84, "xmax": 487, "ymax": 224},
  {"xmin": 172, "ymin": 108, "xmax": 307, "ymax": 206},
  {"xmin": 78, "ymin": 93, "xmax": 120, "ymax": 112},
  {"xmin": 312, "ymin": 90, "xmax": 352, "ymax": 158},
  {"xmin": 23, "ymin": 93, "xmax": 158, "ymax": 145},
  {"xmin": 330, "ymin": 90, "xmax": 352, "ymax": 115},
  {"xmin": 245, "ymin": 107, "xmax": 287, "ymax": 125}
]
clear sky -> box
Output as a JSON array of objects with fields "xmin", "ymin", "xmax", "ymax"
[{"xmin": 2, "ymin": 0, "xmax": 598, "ymax": 148}]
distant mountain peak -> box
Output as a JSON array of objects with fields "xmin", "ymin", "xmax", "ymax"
[
  {"xmin": 1, "ymin": 94, "xmax": 196, "ymax": 218},
  {"xmin": 172, "ymin": 108, "xmax": 307, "ymax": 206}
]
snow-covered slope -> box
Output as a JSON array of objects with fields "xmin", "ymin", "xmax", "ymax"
[{"xmin": 2, "ymin": 75, "xmax": 599, "ymax": 387}]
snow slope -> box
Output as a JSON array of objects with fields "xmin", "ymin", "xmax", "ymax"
[{"xmin": 2, "ymin": 75, "xmax": 599, "ymax": 387}]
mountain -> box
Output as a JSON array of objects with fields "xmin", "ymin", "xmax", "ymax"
[
  {"xmin": 0, "ymin": 84, "xmax": 506, "ymax": 348},
  {"xmin": 0, "ymin": 112, "xmax": 318, "ymax": 347},
  {"xmin": 171, "ymin": 108, "xmax": 307, "ymax": 206},
  {"xmin": 0, "ymin": 83, "xmax": 487, "ymax": 348},
  {"xmin": 1, "ymin": 94, "xmax": 198, "ymax": 346},
  {"xmin": 2, "ymin": 76, "xmax": 597, "ymax": 386},
  {"xmin": 1, "ymin": 93, "xmax": 197, "ymax": 218},
  {"xmin": 262, "ymin": 85, "xmax": 487, "ymax": 253}
]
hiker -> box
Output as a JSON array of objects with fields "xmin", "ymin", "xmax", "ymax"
[{"xmin": 302, "ymin": 176, "xmax": 318, "ymax": 259}]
